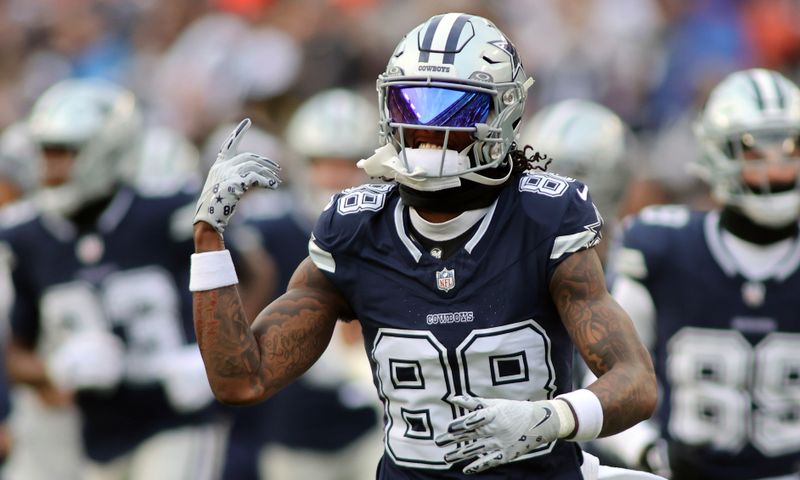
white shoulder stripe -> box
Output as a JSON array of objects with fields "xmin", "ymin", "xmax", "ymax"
[
  {"xmin": 394, "ymin": 201, "xmax": 422, "ymax": 262},
  {"xmin": 464, "ymin": 198, "xmax": 498, "ymax": 254},
  {"xmin": 308, "ymin": 236, "xmax": 336, "ymax": 273},
  {"xmin": 550, "ymin": 230, "xmax": 598, "ymax": 260}
]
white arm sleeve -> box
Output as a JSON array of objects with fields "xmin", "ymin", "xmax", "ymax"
[{"xmin": 610, "ymin": 275, "xmax": 656, "ymax": 350}]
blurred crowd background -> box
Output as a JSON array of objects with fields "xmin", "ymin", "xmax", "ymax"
[
  {"xmin": 0, "ymin": 1, "xmax": 799, "ymax": 479},
  {"xmin": 0, "ymin": 0, "xmax": 798, "ymax": 207}
]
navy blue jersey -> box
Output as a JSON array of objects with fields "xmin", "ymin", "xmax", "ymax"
[
  {"xmin": 618, "ymin": 205, "xmax": 800, "ymax": 479},
  {"xmin": 0, "ymin": 188, "xmax": 214, "ymax": 462},
  {"xmin": 310, "ymin": 173, "xmax": 602, "ymax": 479}
]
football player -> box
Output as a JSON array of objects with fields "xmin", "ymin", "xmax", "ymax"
[
  {"xmin": 250, "ymin": 88, "xmax": 382, "ymax": 480},
  {"xmin": 606, "ymin": 68, "xmax": 800, "ymax": 479},
  {"xmin": 0, "ymin": 122, "xmax": 43, "ymax": 475},
  {"xmin": 0, "ymin": 78, "xmax": 230, "ymax": 480},
  {"xmin": 191, "ymin": 13, "xmax": 659, "ymax": 480}
]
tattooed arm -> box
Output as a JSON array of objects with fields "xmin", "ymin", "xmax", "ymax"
[
  {"xmin": 549, "ymin": 247, "xmax": 657, "ymax": 437},
  {"xmin": 193, "ymin": 223, "xmax": 350, "ymax": 405}
]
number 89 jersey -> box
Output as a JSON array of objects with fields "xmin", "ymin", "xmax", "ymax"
[
  {"xmin": 310, "ymin": 173, "xmax": 603, "ymax": 479},
  {"xmin": 617, "ymin": 206, "xmax": 800, "ymax": 479}
]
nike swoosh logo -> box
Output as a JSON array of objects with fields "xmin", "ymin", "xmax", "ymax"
[
  {"xmin": 532, "ymin": 406, "xmax": 552, "ymax": 429},
  {"xmin": 577, "ymin": 185, "xmax": 589, "ymax": 201}
]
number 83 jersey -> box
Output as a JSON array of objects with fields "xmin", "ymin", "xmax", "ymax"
[
  {"xmin": 0, "ymin": 187, "xmax": 215, "ymax": 463},
  {"xmin": 310, "ymin": 173, "xmax": 603, "ymax": 480}
]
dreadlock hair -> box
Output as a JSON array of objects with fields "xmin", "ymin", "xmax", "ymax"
[{"xmin": 508, "ymin": 142, "xmax": 552, "ymax": 174}]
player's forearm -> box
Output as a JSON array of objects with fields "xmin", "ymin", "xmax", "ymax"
[
  {"xmin": 6, "ymin": 340, "xmax": 50, "ymax": 387},
  {"xmin": 193, "ymin": 222, "xmax": 268, "ymax": 404},
  {"xmin": 550, "ymin": 249, "xmax": 658, "ymax": 436},
  {"xmin": 565, "ymin": 291, "xmax": 657, "ymax": 436},
  {"xmin": 193, "ymin": 285, "xmax": 268, "ymax": 405},
  {"xmin": 585, "ymin": 341, "xmax": 657, "ymax": 437}
]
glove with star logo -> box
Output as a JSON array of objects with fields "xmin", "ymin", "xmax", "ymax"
[{"xmin": 193, "ymin": 118, "xmax": 281, "ymax": 234}]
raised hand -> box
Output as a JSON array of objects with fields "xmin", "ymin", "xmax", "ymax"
[{"xmin": 193, "ymin": 118, "xmax": 281, "ymax": 234}]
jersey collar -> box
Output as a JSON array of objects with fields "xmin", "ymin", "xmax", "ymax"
[
  {"xmin": 394, "ymin": 197, "xmax": 499, "ymax": 263},
  {"xmin": 705, "ymin": 210, "xmax": 800, "ymax": 281},
  {"xmin": 40, "ymin": 187, "xmax": 135, "ymax": 241}
]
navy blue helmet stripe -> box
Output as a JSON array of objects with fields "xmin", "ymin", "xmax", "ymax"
[
  {"xmin": 442, "ymin": 15, "xmax": 470, "ymax": 64},
  {"xmin": 747, "ymin": 73, "xmax": 765, "ymax": 110},
  {"xmin": 770, "ymin": 72, "xmax": 786, "ymax": 109},
  {"xmin": 418, "ymin": 15, "xmax": 443, "ymax": 63}
]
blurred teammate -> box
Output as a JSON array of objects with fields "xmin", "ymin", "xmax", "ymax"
[
  {"xmin": 0, "ymin": 122, "xmax": 42, "ymax": 476},
  {"xmin": 521, "ymin": 99, "xmax": 642, "ymax": 470},
  {"xmin": 607, "ymin": 68, "xmax": 800, "ymax": 479},
  {"xmin": 520, "ymin": 99, "xmax": 636, "ymax": 265},
  {"xmin": 190, "ymin": 13, "xmax": 660, "ymax": 480},
  {"xmin": 0, "ymin": 78, "xmax": 228, "ymax": 480},
  {"xmin": 247, "ymin": 88, "xmax": 382, "ymax": 480},
  {"xmin": 131, "ymin": 126, "xmax": 202, "ymax": 197},
  {"xmin": 0, "ymin": 123, "xmax": 39, "ymax": 208}
]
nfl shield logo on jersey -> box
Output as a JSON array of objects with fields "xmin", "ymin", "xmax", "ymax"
[{"xmin": 436, "ymin": 267, "xmax": 455, "ymax": 292}]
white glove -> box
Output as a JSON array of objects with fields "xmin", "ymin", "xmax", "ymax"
[
  {"xmin": 193, "ymin": 118, "xmax": 281, "ymax": 234},
  {"xmin": 435, "ymin": 395, "xmax": 573, "ymax": 474},
  {"xmin": 47, "ymin": 330, "xmax": 125, "ymax": 391},
  {"xmin": 158, "ymin": 344, "xmax": 215, "ymax": 414}
]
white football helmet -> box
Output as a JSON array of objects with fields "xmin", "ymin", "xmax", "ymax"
[
  {"xmin": 132, "ymin": 126, "xmax": 201, "ymax": 197},
  {"xmin": 693, "ymin": 68, "xmax": 800, "ymax": 227},
  {"xmin": 285, "ymin": 88, "xmax": 378, "ymax": 161},
  {"xmin": 520, "ymin": 99, "xmax": 633, "ymax": 222},
  {"xmin": 28, "ymin": 78, "xmax": 143, "ymax": 216},
  {"xmin": 286, "ymin": 88, "xmax": 376, "ymax": 220},
  {"xmin": 361, "ymin": 13, "xmax": 534, "ymax": 192},
  {"xmin": 0, "ymin": 122, "xmax": 40, "ymax": 195}
]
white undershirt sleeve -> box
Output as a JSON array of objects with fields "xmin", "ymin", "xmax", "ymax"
[{"xmin": 610, "ymin": 275, "xmax": 656, "ymax": 350}]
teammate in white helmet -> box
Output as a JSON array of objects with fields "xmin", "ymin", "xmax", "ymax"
[
  {"xmin": 0, "ymin": 78, "xmax": 264, "ymax": 480},
  {"xmin": 605, "ymin": 68, "xmax": 800, "ymax": 479},
  {"xmin": 244, "ymin": 88, "xmax": 383, "ymax": 480}
]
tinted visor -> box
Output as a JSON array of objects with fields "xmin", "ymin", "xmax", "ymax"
[{"xmin": 387, "ymin": 86, "xmax": 492, "ymax": 128}]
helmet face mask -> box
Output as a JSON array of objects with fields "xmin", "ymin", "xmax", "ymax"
[
  {"xmin": 693, "ymin": 69, "xmax": 800, "ymax": 227},
  {"xmin": 28, "ymin": 79, "xmax": 143, "ymax": 216},
  {"xmin": 369, "ymin": 13, "xmax": 533, "ymax": 191}
]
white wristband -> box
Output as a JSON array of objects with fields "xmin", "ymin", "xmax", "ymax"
[
  {"xmin": 556, "ymin": 388, "xmax": 604, "ymax": 441},
  {"xmin": 189, "ymin": 250, "xmax": 239, "ymax": 291}
]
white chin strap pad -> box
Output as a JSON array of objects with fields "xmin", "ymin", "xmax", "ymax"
[
  {"xmin": 738, "ymin": 190, "xmax": 800, "ymax": 227},
  {"xmin": 357, "ymin": 143, "xmax": 463, "ymax": 191}
]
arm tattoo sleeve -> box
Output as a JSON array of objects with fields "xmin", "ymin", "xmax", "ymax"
[
  {"xmin": 194, "ymin": 258, "xmax": 344, "ymax": 404},
  {"xmin": 549, "ymin": 248, "xmax": 657, "ymax": 436}
]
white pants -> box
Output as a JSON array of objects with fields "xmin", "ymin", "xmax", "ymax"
[
  {"xmin": 3, "ymin": 387, "xmax": 83, "ymax": 480},
  {"xmin": 258, "ymin": 427, "xmax": 383, "ymax": 480},
  {"xmin": 84, "ymin": 423, "xmax": 227, "ymax": 480},
  {"xmin": 582, "ymin": 451, "xmax": 668, "ymax": 480}
]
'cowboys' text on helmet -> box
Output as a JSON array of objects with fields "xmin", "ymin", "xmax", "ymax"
[{"xmin": 359, "ymin": 13, "xmax": 533, "ymax": 192}]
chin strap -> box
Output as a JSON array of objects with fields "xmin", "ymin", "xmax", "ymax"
[{"xmin": 461, "ymin": 161, "xmax": 513, "ymax": 186}]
